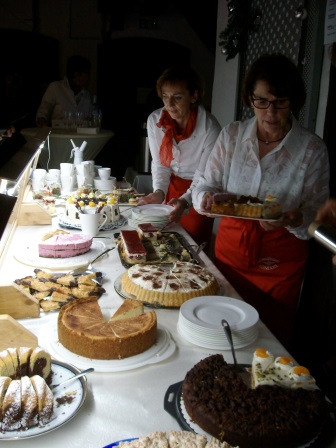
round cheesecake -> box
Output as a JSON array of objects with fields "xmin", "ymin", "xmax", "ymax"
[
  {"xmin": 58, "ymin": 297, "xmax": 157, "ymax": 359},
  {"xmin": 121, "ymin": 261, "xmax": 219, "ymax": 307}
]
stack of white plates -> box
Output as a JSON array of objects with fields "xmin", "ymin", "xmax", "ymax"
[
  {"xmin": 94, "ymin": 177, "xmax": 117, "ymax": 192},
  {"xmin": 128, "ymin": 204, "xmax": 173, "ymax": 229},
  {"xmin": 177, "ymin": 296, "xmax": 259, "ymax": 350}
]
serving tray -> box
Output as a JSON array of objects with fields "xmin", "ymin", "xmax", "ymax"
[
  {"xmin": 117, "ymin": 231, "xmax": 201, "ymax": 268},
  {"xmin": 164, "ymin": 377, "xmax": 336, "ymax": 448}
]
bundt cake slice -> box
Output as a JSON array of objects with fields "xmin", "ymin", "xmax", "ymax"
[
  {"xmin": 2, "ymin": 379, "xmax": 21, "ymax": 430},
  {"xmin": 30, "ymin": 375, "xmax": 54, "ymax": 426},
  {"xmin": 20, "ymin": 376, "xmax": 38, "ymax": 429}
]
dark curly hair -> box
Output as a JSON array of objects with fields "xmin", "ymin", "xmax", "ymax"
[
  {"xmin": 242, "ymin": 53, "xmax": 306, "ymax": 114},
  {"xmin": 156, "ymin": 65, "xmax": 204, "ymax": 107}
]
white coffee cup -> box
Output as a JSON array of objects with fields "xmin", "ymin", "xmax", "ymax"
[
  {"xmin": 48, "ymin": 169, "xmax": 60, "ymax": 181},
  {"xmin": 77, "ymin": 174, "xmax": 85, "ymax": 188},
  {"xmin": 79, "ymin": 211, "xmax": 107, "ymax": 237},
  {"xmin": 82, "ymin": 160, "xmax": 95, "ymax": 175},
  {"xmin": 98, "ymin": 167, "xmax": 111, "ymax": 180},
  {"xmin": 32, "ymin": 178, "xmax": 45, "ymax": 191},
  {"xmin": 76, "ymin": 164, "xmax": 91, "ymax": 177},
  {"xmin": 61, "ymin": 175, "xmax": 74, "ymax": 193},
  {"xmin": 32, "ymin": 168, "xmax": 46, "ymax": 179},
  {"xmin": 60, "ymin": 163, "xmax": 74, "ymax": 176}
]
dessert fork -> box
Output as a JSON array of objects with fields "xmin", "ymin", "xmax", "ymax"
[{"xmin": 51, "ymin": 367, "xmax": 94, "ymax": 391}]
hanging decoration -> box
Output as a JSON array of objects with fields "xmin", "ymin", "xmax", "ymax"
[{"xmin": 219, "ymin": 0, "xmax": 261, "ymax": 61}]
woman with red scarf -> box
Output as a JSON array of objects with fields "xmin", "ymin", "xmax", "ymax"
[{"xmin": 138, "ymin": 66, "xmax": 221, "ymax": 250}]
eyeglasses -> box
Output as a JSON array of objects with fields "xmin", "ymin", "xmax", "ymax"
[{"xmin": 252, "ymin": 97, "xmax": 290, "ymax": 109}]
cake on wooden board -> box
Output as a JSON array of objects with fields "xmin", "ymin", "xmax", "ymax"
[{"xmin": 58, "ymin": 297, "xmax": 157, "ymax": 360}]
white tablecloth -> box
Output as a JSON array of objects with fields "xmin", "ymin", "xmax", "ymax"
[{"xmin": 0, "ymin": 208, "xmax": 334, "ymax": 447}]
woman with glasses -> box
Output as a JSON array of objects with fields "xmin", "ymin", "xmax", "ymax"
[{"xmin": 192, "ymin": 53, "xmax": 330, "ymax": 349}]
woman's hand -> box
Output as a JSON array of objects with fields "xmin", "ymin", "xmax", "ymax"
[
  {"xmin": 167, "ymin": 198, "xmax": 188, "ymax": 222},
  {"xmin": 137, "ymin": 190, "xmax": 165, "ymax": 206},
  {"xmin": 200, "ymin": 192, "xmax": 215, "ymax": 211},
  {"xmin": 316, "ymin": 198, "xmax": 336, "ymax": 226}
]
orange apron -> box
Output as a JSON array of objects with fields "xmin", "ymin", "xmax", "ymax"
[
  {"xmin": 166, "ymin": 173, "xmax": 214, "ymax": 251},
  {"xmin": 214, "ymin": 217, "xmax": 309, "ymax": 349}
]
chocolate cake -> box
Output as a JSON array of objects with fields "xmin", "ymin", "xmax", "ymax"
[{"xmin": 182, "ymin": 354, "xmax": 328, "ymax": 448}]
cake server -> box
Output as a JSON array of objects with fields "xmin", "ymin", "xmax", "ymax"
[
  {"xmin": 222, "ymin": 319, "xmax": 238, "ymax": 368},
  {"xmin": 51, "ymin": 367, "xmax": 94, "ymax": 391},
  {"xmin": 72, "ymin": 247, "xmax": 115, "ymax": 276}
]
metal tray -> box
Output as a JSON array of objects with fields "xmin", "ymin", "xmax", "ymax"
[
  {"xmin": 117, "ymin": 231, "xmax": 201, "ymax": 268},
  {"xmin": 164, "ymin": 376, "xmax": 336, "ymax": 448}
]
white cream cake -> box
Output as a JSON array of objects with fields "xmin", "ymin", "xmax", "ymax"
[
  {"xmin": 65, "ymin": 187, "xmax": 120, "ymax": 225},
  {"xmin": 252, "ymin": 348, "xmax": 318, "ymax": 390}
]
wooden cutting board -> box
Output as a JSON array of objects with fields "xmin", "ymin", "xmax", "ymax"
[
  {"xmin": 0, "ymin": 315, "xmax": 38, "ymax": 351},
  {"xmin": 0, "ymin": 283, "xmax": 40, "ymax": 319}
]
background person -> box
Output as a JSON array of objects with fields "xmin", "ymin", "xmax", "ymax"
[
  {"xmin": 138, "ymin": 65, "xmax": 221, "ymax": 250},
  {"xmin": 36, "ymin": 54, "xmax": 92, "ymax": 127},
  {"xmin": 192, "ymin": 53, "xmax": 330, "ymax": 349}
]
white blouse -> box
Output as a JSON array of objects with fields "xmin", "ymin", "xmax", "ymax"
[
  {"xmin": 192, "ymin": 116, "xmax": 330, "ymax": 239},
  {"xmin": 147, "ymin": 105, "xmax": 221, "ymax": 206},
  {"xmin": 36, "ymin": 77, "xmax": 92, "ymax": 124}
]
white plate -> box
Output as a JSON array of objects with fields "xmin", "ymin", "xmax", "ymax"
[
  {"xmin": 196, "ymin": 208, "xmax": 280, "ymax": 221},
  {"xmin": 14, "ymin": 240, "xmax": 106, "ymax": 270},
  {"xmin": 0, "ymin": 360, "xmax": 87, "ymax": 440},
  {"xmin": 132, "ymin": 204, "xmax": 173, "ymax": 217},
  {"xmin": 177, "ymin": 321, "xmax": 258, "ymax": 350},
  {"xmin": 180, "ymin": 296, "xmax": 259, "ymax": 332},
  {"xmin": 59, "ymin": 213, "xmax": 127, "ymax": 231},
  {"xmin": 44, "ymin": 323, "xmax": 176, "ymax": 372}
]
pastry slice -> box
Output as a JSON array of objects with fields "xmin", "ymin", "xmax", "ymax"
[
  {"xmin": 50, "ymin": 291, "xmax": 74, "ymax": 303},
  {"xmin": 17, "ymin": 347, "xmax": 33, "ymax": 377},
  {"xmin": 33, "ymin": 291, "xmax": 51, "ymax": 301},
  {"xmin": 41, "ymin": 229, "xmax": 70, "ymax": 241},
  {"xmin": 29, "ymin": 347, "xmax": 51, "ymax": 383},
  {"xmin": 53, "ymin": 273, "xmax": 77, "ymax": 287},
  {"xmin": 146, "ymin": 432, "xmax": 168, "ymax": 447},
  {"xmin": 40, "ymin": 300, "xmax": 60, "ymax": 312},
  {"xmin": 34, "ymin": 269, "xmax": 54, "ymax": 280},
  {"xmin": 110, "ymin": 298, "xmax": 144, "ymax": 321},
  {"xmin": 168, "ymin": 431, "xmax": 207, "ymax": 448},
  {"xmin": 0, "ymin": 376, "xmax": 12, "ymax": 426},
  {"xmin": 0, "ymin": 357, "xmax": 10, "ymax": 377},
  {"xmin": 0, "ymin": 349, "xmax": 16, "ymax": 378},
  {"xmin": 7, "ymin": 348, "xmax": 20, "ymax": 379},
  {"xmin": 2, "ymin": 379, "xmax": 21, "ymax": 430},
  {"xmin": 30, "ymin": 375, "xmax": 54, "ymax": 425},
  {"xmin": 20, "ymin": 376, "xmax": 38, "ymax": 429},
  {"xmin": 77, "ymin": 272, "xmax": 103, "ymax": 286}
]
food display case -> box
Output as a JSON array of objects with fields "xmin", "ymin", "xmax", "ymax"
[
  {"xmin": 0, "ymin": 129, "xmax": 50, "ymax": 318},
  {"xmin": 0, "ymin": 127, "xmax": 50, "ymax": 262}
]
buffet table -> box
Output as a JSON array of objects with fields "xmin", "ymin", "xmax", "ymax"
[
  {"xmin": 0, "ymin": 207, "xmax": 334, "ymax": 447},
  {"xmin": 21, "ymin": 128, "xmax": 114, "ymax": 170}
]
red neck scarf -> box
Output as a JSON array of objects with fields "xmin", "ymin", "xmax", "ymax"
[{"xmin": 156, "ymin": 108, "xmax": 197, "ymax": 167}]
